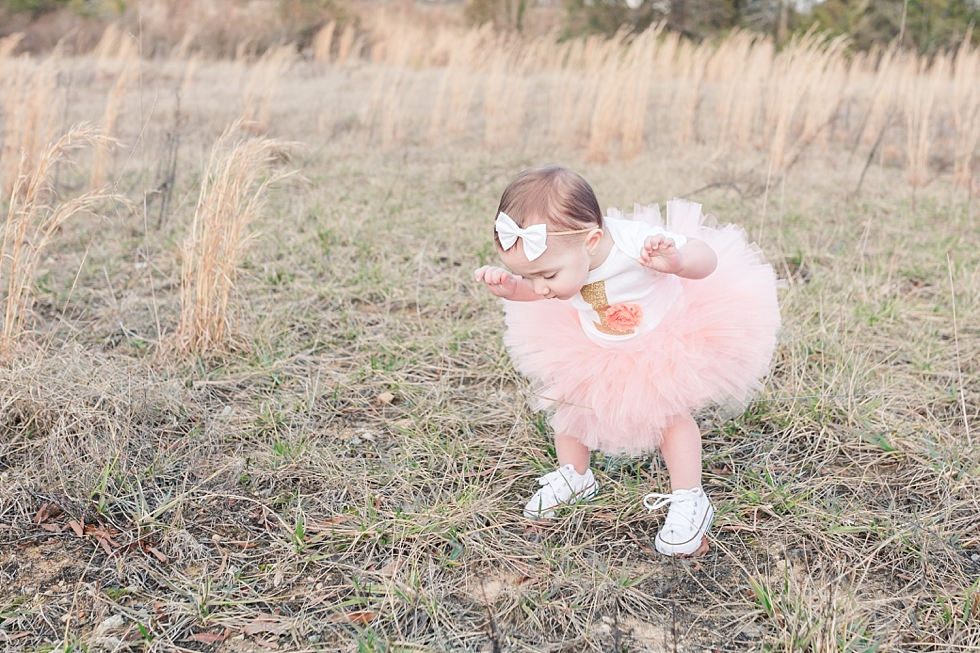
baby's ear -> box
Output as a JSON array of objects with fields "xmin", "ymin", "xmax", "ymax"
[{"xmin": 586, "ymin": 228, "xmax": 603, "ymax": 253}]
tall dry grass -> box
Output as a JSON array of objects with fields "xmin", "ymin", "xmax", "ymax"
[
  {"xmin": 764, "ymin": 32, "xmax": 845, "ymax": 172},
  {"xmin": 585, "ymin": 33, "xmax": 629, "ymax": 162},
  {"xmin": 93, "ymin": 22, "xmax": 140, "ymax": 79},
  {"xmin": 952, "ymin": 36, "xmax": 980, "ymax": 189},
  {"xmin": 484, "ymin": 41, "xmax": 529, "ymax": 151},
  {"xmin": 335, "ymin": 24, "xmax": 361, "ymax": 67},
  {"xmin": 90, "ymin": 59, "xmax": 139, "ymax": 189},
  {"xmin": 174, "ymin": 123, "xmax": 294, "ymax": 355},
  {"xmin": 546, "ymin": 40, "xmax": 581, "ymax": 147},
  {"xmin": 322, "ymin": 8, "xmax": 980, "ymax": 187},
  {"xmin": 0, "ymin": 32, "xmax": 25, "ymax": 58},
  {"xmin": 312, "ymin": 20, "xmax": 336, "ymax": 64},
  {"xmin": 5, "ymin": 6, "xmax": 977, "ymax": 185},
  {"xmin": 619, "ymin": 26, "xmax": 662, "ymax": 159},
  {"xmin": 241, "ymin": 45, "xmax": 296, "ymax": 134},
  {"xmin": 0, "ymin": 7, "xmax": 965, "ymax": 191},
  {"xmin": 674, "ymin": 40, "xmax": 710, "ymax": 146},
  {"xmin": 0, "ymin": 126, "xmax": 116, "ymax": 359},
  {"xmin": 710, "ymin": 30, "xmax": 755, "ymax": 152},
  {"xmin": 441, "ymin": 26, "xmax": 492, "ymax": 136},
  {"xmin": 904, "ymin": 55, "xmax": 942, "ymax": 187},
  {"xmin": 1, "ymin": 54, "xmax": 60, "ymax": 197}
]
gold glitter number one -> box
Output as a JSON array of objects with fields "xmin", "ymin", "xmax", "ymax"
[{"xmin": 579, "ymin": 280, "xmax": 633, "ymax": 335}]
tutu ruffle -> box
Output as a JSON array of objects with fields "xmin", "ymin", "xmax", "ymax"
[{"xmin": 502, "ymin": 201, "xmax": 780, "ymax": 455}]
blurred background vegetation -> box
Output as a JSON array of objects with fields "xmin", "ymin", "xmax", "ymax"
[
  {"xmin": 546, "ymin": 0, "xmax": 980, "ymax": 52},
  {"xmin": 2, "ymin": 0, "xmax": 979, "ymax": 53}
]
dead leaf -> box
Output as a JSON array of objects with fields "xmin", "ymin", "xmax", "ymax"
[
  {"xmin": 523, "ymin": 522, "xmax": 549, "ymax": 537},
  {"xmin": 67, "ymin": 520, "xmax": 84, "ymax": 537},
  {"xmin": 627, "ymin": 532, "xmax": 655, "ymax": 554},
  {"xmin": 84, "ymin": 524, "xmax": 121, "ymax": 546},
  {"xmin": 189, "ymin": 631, "xmax": 228, "ymax": 643},
  {"xmin": 97, "ymin": 537, "xmax": 114, "ymax": 556},
  {"xmin": 101, "ymin": 532, "xmax": 122, "ymax": 547},
  {"xmin": 226, "ymin": 539, "xmax": 259, "ymax": 549},
  {"xmin": 39, "ymin": 523, "xmax": 62, "ymax": 533},
  {"xmin": 347, "ymin": 611, "xmax": 378, "ymax": 624},
  {"xmin": 255, "ymin": 639, "xmax": 280, "ymax": 650},
  {"xmin": 215, "ymin": 552, "xmax": 228, "ymax": 577},
  {"xmin": 305, "ymin": 516, "xmax": 348, "ymax": 533},
  {"xmin": 719, "ymin": 524, "xmax": 757, "ymax": 533},
  {"xmin": 376, "ymin": 392, "xmax": 395, "ymax": 406},
  {"xmin": 378, "ymin": 560, "xmax": 402, "ymax": 577},
  {"xmin": 250, "ymin": 507, "xmax": 272, "ymax": 530},
  {"xmin": 146, "ymin": 546, "xmax": 169, "ymax": 563},
  {"xmin": 83, "ymin": 524, "xmax": 122, "ymax": 556},
  {"xmin": 34, "ymin": 503, "xmax": 52, "ymax": 524},
  {"xmin": 153, "ymin": 602, "xmax": 170, "ymax": 624},
  {"xmin": 333, "ymin": 610, "xmax": 378, "ymax": 625},
  {"xmin": 0, "ymin": 632, "xmax": 30, "ymax": 642},
  {"xmin": 243, "ymin": 615, "xmax": 287, "ymax": 636}
]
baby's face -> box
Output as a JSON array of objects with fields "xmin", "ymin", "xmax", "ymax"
[{"xmin": 499, "ymin": 233, "xmax": 597, "ymax": 301}]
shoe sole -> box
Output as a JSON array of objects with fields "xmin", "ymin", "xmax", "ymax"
[
  {"xmin": 523, "ymin": 483, "xmax": 599, "ymax": 520},
  {"xmin": 654, "ymin": 504, "xmax": 714, "ymax": 557}
]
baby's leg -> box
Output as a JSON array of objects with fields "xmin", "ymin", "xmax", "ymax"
[
  {"xmin": 555, "ymin": 434, "xmax": 591, "ymax": 474},
  {"xmin": 659, "ymin": 414, "xmax": 702, "ymax": 490},
  {"xmin": 651, "ymin": 414, "xmax": 711, "ymax": 557}
]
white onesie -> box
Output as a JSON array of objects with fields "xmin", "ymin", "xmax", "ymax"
[{"xmin": 568, "ymin": 216, "xmax": 688, "ymax": 347}]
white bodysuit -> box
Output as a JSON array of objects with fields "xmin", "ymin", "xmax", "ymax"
[{"xmin": 568, "ymin": 217, "xmax": 688, "ymax": 347}]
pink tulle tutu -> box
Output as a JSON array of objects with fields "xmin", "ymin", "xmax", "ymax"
[{"xmin": 502, "ymin": 203, "xmax": 780, "ymax": 455}]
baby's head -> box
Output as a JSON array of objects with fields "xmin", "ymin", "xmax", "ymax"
[{"xmin": 494, "ymin": 166, "xmax": 604, "ymax": 300}]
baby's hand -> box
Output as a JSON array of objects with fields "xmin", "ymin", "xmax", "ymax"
[
  {"xmin": 474, "ymin": 266, "xmax": 520, "ymax": 299},
  {"xmin": 639, "ymin": 234, "xmax": 683, "ymax": 274}
]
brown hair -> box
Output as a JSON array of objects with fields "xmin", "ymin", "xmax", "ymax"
[{"xmin": 493, "ymin": 166, "xmax": 602, "ymax": 249}]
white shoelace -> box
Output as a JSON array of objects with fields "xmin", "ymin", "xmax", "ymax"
[{"xmin": 642, "ymin": 487, "xmax": 703, "ymax": 513}]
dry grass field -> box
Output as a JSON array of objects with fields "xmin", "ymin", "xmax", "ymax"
[{"xmin": 1, "ymin": 7, "xmax": 979, "ymax": 652}]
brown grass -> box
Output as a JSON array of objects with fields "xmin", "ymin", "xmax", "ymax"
[
  {"xmin": 619, "ymin": 27, "xmax": 660, "ymax": 159},
  {"xmin": 675, "ymin": 39, "xmax": 710, "ymax": 146},
  {"xmin": 90, "ymin": 59, "xmax": 138, "ymax": 190},
  {"xmin": 952, "ymin": 36, "xmax": 980, "ymax": 189},
  {"xmin": 484, "ymin": 41, "xmax": 528, "ymax": 152},
  {"xmin": 0, "ymin": 32, "xmax": 26, "ymax": 58},
  {"xmin": 904, "ymin": 55, "xmax": 941, "ymax": 187},
  {"xmin": 312, "ymin": 20, "xmax": 336, "ymax": 65},
  {"xmin": 173, "ymin": 123, "xmax": 294, "ymax": 355},
  {"xmin": 1, "ymin": 53, "xmax": 60, "ymax": 197},
  {"xmin": 241, "ymin": 45, "xmax": 296, "ymax": 134},
  {"xmin": 0, "ymin": 125, "xmax": 116, "ymax": 359},
  {"xmin": 0, "ymin": 130, "xmax": 976, "ymax": 650},
  {"xmin": 335, "ymin": 24, "xmax": 358, "ymax": 67}
]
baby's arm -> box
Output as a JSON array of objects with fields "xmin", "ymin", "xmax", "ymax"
[
  {"xmin": 639, "ymin": 235, "xmax": 717, "ymax": 279},
  {"xmin": 474, "ymin": 266, "xmax": 543, "ymax": 301}
]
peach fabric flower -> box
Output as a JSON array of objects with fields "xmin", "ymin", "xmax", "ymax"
[{"xmin": 604, "ymin": 302, "xmax": 643, "ymax": 333}]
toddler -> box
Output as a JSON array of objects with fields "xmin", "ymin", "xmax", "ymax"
[{"xmin": 474, "ymin": 166, "xmax": 780, "ymax": 556}]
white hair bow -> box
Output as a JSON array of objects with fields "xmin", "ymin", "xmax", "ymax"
[{"xmin": 495, "ymin": 211, "xmax": 549, "ymax": 261}]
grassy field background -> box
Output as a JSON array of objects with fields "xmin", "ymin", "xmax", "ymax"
[{"xmin": 1, "ymin": 13, "xmax": 980, "ymax": 652}]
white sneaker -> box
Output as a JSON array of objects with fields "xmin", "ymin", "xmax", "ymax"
[
  {"xmin": 643, "ymin": 487, "xmax": 714, "ymax": 557},
  {"xmin": 523, "ymin": 464, "xmax": 599, "ymax": 520}
]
